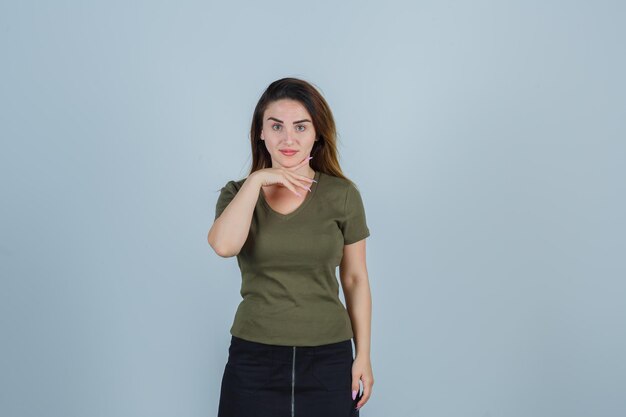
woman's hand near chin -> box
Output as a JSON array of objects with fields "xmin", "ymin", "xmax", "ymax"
[{"xmin": 250, "ymin": 154, "xmax": 315, "ymax": 197}]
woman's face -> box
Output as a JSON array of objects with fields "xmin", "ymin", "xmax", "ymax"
[{"xmin": 260, "ymin": 99, "xmax": 316, "ymax": 171}]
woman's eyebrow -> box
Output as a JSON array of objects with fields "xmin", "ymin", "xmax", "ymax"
[{"xmin": 267, "ymin": 117, "xmax": 312, "ymax": 124}]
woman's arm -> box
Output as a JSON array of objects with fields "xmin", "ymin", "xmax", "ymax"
[
  {"xmin": 209, "ymin": 158, "xmax": 313, "ymax": 258},
  {"xmin": 340, "ymin": 241, "xmax": 372, "ymax": 358},
  {"xmin": 208, "ymin": 173, "xmax": 262, "ymax": 257},
  {"xmin": 339, "ymin": 239, "xmax": 374, "ymax": 410}
]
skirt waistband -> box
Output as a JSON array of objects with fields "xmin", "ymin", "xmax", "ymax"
[{"xmin": 230, "ymin": 335, "xmax": 353, "ymax": 362}]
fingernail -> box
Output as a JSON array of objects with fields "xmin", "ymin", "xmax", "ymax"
[
  {"xmin": 352, "ymin": 390, "xmax": 357, "ymax": 400},
  {"xmin": 307, "ymin": 187, "xmax": 312, "ymax": 192},
  {"xmin": 308, "ymin": 156, "xmax": 313, "ymax": 160},
  {"xmin": 311, "ymin": 179, "xmax": 318, "ymax": 183}
]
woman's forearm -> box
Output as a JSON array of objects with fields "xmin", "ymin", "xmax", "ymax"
[
  {"xmin": 208, "ymin": 173, "xmax": 262, "ymax": 257},
  {"xmin": 343, "ymin": 278, "xmax": 372, "ymax": 359}
]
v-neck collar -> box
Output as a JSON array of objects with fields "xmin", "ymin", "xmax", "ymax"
[{"xmin": 259, "ymin": 170, "xmax": 321, "ymax": 220}]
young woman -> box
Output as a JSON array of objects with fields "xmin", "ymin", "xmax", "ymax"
[{"xmin": 208, "ymin": 77, "xmax": 374, "ymax": 417}]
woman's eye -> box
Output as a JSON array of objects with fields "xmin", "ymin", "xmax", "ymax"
[{"xmin": 271, "ymin": 123, "xmax": 305, "ymax": 132}]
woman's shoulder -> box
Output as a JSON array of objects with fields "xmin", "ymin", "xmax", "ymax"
[
  {"xmin": 320, "ymin": 171, "xmax": 359, "ymax": 192},
  {"xmin": 221, "ymin": 177, "xmax": 247, "ymax": 192}
]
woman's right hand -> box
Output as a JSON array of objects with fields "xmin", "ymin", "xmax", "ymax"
[{"xmin": 251, "ymin": 155, "xmax": 316, "ymax": 197}]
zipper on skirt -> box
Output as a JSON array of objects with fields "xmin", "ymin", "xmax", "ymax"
[{"xmin": 291, "ymin": 346, "xmax": 296, "ymax": 417}]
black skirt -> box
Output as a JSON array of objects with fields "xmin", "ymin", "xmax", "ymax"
[{"xmin": 217, "ymin": 335, "xmax": 362, "ymax": 417}]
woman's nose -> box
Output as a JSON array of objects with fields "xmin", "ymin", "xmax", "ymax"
[{"xmin": 283, "ymin": 130, "xmax": 295, "ymax": 143}]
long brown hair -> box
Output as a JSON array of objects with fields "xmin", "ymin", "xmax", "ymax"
[{"xmin": 248, "ymin": 77, "xmax": 352, "ymax": 184}]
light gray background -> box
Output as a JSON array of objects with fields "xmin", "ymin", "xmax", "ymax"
[{"xmin": 1, "ymin": 1, "xmax": 625, "ymax": 416}]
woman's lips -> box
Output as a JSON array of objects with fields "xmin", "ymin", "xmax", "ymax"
[{"xmin": 280, "ymin": 150, "xmax": 298, "ymax": 156}]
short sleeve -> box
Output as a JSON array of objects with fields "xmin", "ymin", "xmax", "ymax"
[
  {"xmin": 339, "ymin": 183, "xmax": 371, "ymax": 244},
  {"xmin": 214, "ymin": 180, "xmax": 238, "ymax": 220}
]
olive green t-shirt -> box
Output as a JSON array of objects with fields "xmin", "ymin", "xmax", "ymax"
[{"xmin": 214, "ymin": 170, "xmax": 370, "ymax": 347}]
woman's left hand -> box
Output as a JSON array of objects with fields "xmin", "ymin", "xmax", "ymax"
[{"xmin": 351, "ymin": 355, "xmax": 374, "ymax": 410}]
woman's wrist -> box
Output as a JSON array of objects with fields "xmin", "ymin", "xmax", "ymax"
[{"xmin": 245, "ymin": 171, "xmax": 263, "ymax": 190}]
